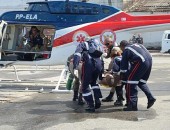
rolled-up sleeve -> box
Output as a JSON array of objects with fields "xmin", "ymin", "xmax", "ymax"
[
  {"xmin": 120, "ymin": 49, "xmax": 130, "ymax": 73},
  {"xmin": 73, "ymin": 44, "xmax": 84, "ymax": 69}
]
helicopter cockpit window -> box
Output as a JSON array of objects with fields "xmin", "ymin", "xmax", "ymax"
[
  {"xmin": 86, "ymin": 6, "xmax": 92, "ymax": 14},
  {"xmin": 72, "ymin": 5, "xmax": 79, "ymax": 13},
  {"xmin": 48, "ymin": 2, "xmax": 65, "ymax": 13},
  {"xmin": 79, "ymin": 6, "xmax": 85, "ymax": 14},
  {"xmin": 92, "ymin": 7, "xmax": 99, "ymax": 14},
  {"xmin": 27, "ymin": 4, "xmax": 50, "ymax": 12},
  {"xmin": 102, "ymin": 8, "xmax": 110, "ymax": 14},
  {"xmin": 65, "ymin": 3, "xmax": 71, "ymax": 13}
]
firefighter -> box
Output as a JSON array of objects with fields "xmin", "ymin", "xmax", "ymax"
[
  {"xmin": 101, "ymin": 47, "xmax": 124, "ymax": 106},
  {"xmin": 66, "ymin": 54, "xmax": 84, "ymax": 105},
  {"xmin": 136, "ymin": 33, "xmax": 143, "ymax": 45},
  {"xmin": 103, "ymin": 37, "xmax": 118, "ymax": 58},
  {"xmin": 73, "ymin": 38, "xmax": 103, "ymax": 112},
  {"xmin": 119, "ymin": 40, "xmax": 156, "ymax": 111},
  {"xmin": 102, "ymin": 37, "xmax": 123, "ymax": 103}
]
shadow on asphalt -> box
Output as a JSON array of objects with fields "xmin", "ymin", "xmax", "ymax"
[{"xmin": 27, "ymin": 97, "xmax": 157, "ymax": 122}]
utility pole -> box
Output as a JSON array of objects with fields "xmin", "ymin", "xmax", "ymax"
[{"xmin": 108, "ymin": 0, "xmax": 112, "ymax": 6}]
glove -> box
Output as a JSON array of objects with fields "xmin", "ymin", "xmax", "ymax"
[
  {"xmin": 102, "ymin": 53, "xmax": 107, "ymax": 58},
  {"xmin": 73, "ymin": 69, "xmax": 78, "ymax": 79}
]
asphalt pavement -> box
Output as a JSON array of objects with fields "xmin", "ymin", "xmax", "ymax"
[{"xmin": 0, "ymin": 52, "xmax": 170, "ymax": 130}]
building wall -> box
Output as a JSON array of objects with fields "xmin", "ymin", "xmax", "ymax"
[{"xmin": 129, "ymin": 12, "xmax": 170, "ymax": 49}]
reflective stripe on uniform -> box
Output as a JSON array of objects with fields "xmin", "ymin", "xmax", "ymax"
[
  {"xmin": 139, "ymin": 79, "xmax": 147, "ymax": 83},
  {"xmin": 126, "ymin": 47, "xmax": 145, "ymax": 62},
  {"xmin": 120, "ymin": 69, "xmax": 127, "ymax": 73},
  {"xmin": 84, "ymin": 42, "xmax": 89, "ymax": 50},
  {"xmin": 121, "ymin": 80, "xmax": 127, "ymax": 83},
  {"xmin": 91, "ymin": 85, "xmax": 100, "ymax": 89},
  {"xmin": 126, "ymin": 80, "xmax": 139, "ymax": 84},
  {"xmin": 82, "ymin": 92, "xmax": 92, "ymax": 97},
  {"xmin": 74, "ymin": 52, "xmax": 81, "ymax": 57}
]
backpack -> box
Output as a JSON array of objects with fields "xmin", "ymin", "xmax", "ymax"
[{"xmin": 85, "ymin": 39, "xmax": 103, "ymax": 58}]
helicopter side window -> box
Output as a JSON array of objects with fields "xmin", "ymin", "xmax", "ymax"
[
  {"xmin": 79, "ymin": 6, "xmax": 85, "ymax": 14},
  {"xmin": 86, "ymin": 6, "xmax": 92, "ymax": 14},
  {"xmin": 65, "ymin": 4, "xmax": 71, "ymax": 13},
  {"xmin": 102, "ymin": 8, "xmax": 110, "ymax": 14},
  {"xmin": 43, "ymin": 28, "xmax": 55, "ymax": 52},
  {"xmin": 27, "ymin": 4, "xmax": 50, "ymax": 12},
  {"xmin": 72, "ymin": 5, "xmax": 79, "ymax": 13},
  {"xmin": 92, "ymin": 7, "xmax": 99, "ymax": 14}
]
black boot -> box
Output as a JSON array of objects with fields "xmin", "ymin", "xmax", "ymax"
[
  {"xmin": 78, "ymin": 93, "xmax": 85, "ymax": 105},
  {"xmin": 114, "ymin": 100, "xmax": 123, "ymax": 106},
  {"xmin": 85, "ymin": 104, "xmax": 95, "ymax": 113},
  {"xmin": 95, "ymin": 99, "xmax": 101, "ymax": 109},
  {"xmin": 147, "ymin": 98, "xmax": 156, "ymax": 109},
  {"xmin": 123, "ymin": 105, "xmax": 138, "ymax": 111},
  {"xmin": 73, "ymin": 90, "xmax": 78, "ymax": 101},
  {"xmin": 101, "ymin": 92, "xmax": 114, "ymax": 102},
  {"xmin": 116, "ymin": 86, "xmax": 125, "ymax": 101}
]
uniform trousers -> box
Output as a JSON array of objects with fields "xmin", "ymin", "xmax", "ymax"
[
  {"xmin": 126, "ymin": 59, "xmax": 155, "ymax": 108},
  {"xmin": 81, "ymin": 57, "xmax": 102, "ymax": 107}
]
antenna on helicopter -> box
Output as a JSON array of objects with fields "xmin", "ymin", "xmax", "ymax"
[{"xmin": 82, "ymin": 0, "xmax": 87, "ymax": 2}]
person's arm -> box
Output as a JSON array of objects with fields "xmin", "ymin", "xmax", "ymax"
[
  {"xmin": 120, "ymin": 49, "xmax": 129, "ymax": 73},
  {"xmin": 120, "ymin": 49, "xmax": 130, "ymax": 82},
  {"xmin": 73, "ymin": 43, "xmax": 84, "ymax": 69},
  {"xmin": 112, "ymin": 57, "xmax": 120, "ymax": 74},
  {"xmin": 37, "ymin": 36, "xmax": 43, "ymax": 47},
  {"xmin": 67, "ymin": 54, "xmax": 74, "ymax": 68}
]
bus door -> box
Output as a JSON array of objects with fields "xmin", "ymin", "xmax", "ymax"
[{"xmin": 0, "ymin": 20, "xmax": 7, "ymax": 60}]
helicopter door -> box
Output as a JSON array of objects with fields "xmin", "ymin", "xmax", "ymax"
[{"xmin": 0, "ymin": 20, "xmax": 7, "ymax": 60}]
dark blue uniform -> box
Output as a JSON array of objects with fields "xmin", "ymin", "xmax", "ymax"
[
  {"xmin": 120, "ymin": 43, "xmax": 155, "ymax": 110},
  {"xmin": 112, "ymin": 56, "xmax": 122, "ymax": 74},
  {"xmin": 113, "ymin": 56, "xmax": 124, "ymax": 101},
  {"xmin": 73, "ymin": 40, "xmax": 103, "ymax": 110}
]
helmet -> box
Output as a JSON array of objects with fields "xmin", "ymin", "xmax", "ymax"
[
  {"xmin": 111, "ymin": 47, "xmax": 122, "ymax": 54},
  {"xmin": 85, "ymin": 36, "xmax": 91, "ymax": 42}
]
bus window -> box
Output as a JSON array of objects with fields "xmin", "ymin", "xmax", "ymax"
[{"xmin": 168, "ymin": 34, "xmax": 170, "ymax": 39}]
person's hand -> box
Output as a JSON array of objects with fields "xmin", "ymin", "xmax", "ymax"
[
  {"xmin": 102, "ymin": 53, "xmax": 107, "ymax": 58},
  {"xmin": 73, "ymin": 69, "xmax": 78, "ymax": 78}
]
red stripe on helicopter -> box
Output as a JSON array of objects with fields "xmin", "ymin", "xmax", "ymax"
[{"xmin": 53, "ymin": 12, "xmax": 170, "ymax": 47}]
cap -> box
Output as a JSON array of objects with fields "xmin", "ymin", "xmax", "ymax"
[{"xmin": 119, "ymin": 40, "xmax": 129, "ymax": 47}]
